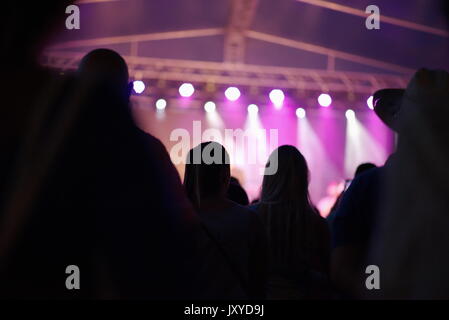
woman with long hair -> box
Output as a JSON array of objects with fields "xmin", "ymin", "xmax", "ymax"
[
  {"xmin": 254, "ymin": 145, "xmax": 331, "ymax": 299},
  {"xmin": 184, "ymin": 142, "xmax": 268, "ymax": 299}
]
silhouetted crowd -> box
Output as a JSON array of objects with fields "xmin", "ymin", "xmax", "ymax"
[{"xmin": 1, "ymin": 2, "xmax": 449, "ymax": 299}]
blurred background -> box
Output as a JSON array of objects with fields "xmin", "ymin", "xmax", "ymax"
[{"xmin": 42, "ymin": 0, "xmax": 449, "ymax": 214}]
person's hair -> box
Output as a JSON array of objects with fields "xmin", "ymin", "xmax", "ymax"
[
  {"xmin": 78, "ymin": 49, "xmax": 130, "ymax": 99},
  {"xmin": 259, "ymin": 145, "xmax": 317, "ymax": 269},
  {"xmin": 76, "ymin": 49, "xmax": 134, "ymax": 130},
  {"xmin": 261, "ymin": 145, "xmax": 311, "ymax": 204},
  {"xmin": 227, "ymin": 177, "xmax": 249, "ymax": 205},
  {"xmin": 355, "ymin": 162, "xmax": 377, "ymax": 177},
  {"xmin": 184, "ymin": 142, "xmax": 230, "ymax": 209}
]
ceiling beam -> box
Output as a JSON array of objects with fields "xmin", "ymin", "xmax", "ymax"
[
  {"xmin": 296, "ymin": 0, "xmax": 449, "ymax": 37},
  {"xmin": 224, "ymin": 0, "xmax": 260, "ymax": 63},
  {"xmin": 41, "ymin": 50, "xmax": 409, "ymax": 95},
  {"xmin": 76, "ymin": 0, "xmax": 121, "ymax": 4},
  {"xmin": 50, "ymin": 28, "xmax": 224, "ymax": 49},
  {"xmin": 246, "ymin": 30, "xmax": 415, "ymax": 74}
]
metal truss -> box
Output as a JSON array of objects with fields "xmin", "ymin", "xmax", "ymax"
[
  {"xmin": 224, "ymin": 0, "xmax": 259, "ymax": 63},
  {"xmin": 41, "ymin": 50, "xmax": 410, "ymax": 96}
]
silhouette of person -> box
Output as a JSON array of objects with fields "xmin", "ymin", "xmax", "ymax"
[
  {"xmin": 371, "ymin": 69, "xmax": 449, "ymax": 299},
  {"xmin": 330, "ymin": 88, "xmax": 403, "ymax": 297},
  {"xmin": 327, "ymin": 163, "xmax": 377, "ymax": 223},
  {"xmin": 252, "ymin": 145, "xmax": 331, "ymax": 299},
  {"xmin": 184, "ymin": 142, "xmax": 268, "ymax": 299},
  {"xmin": 0, "ymin": 44, "xmax": 247, "ymax": 299}
]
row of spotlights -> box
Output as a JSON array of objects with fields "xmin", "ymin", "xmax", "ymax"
[
  {"xmin": 156, "ymin": 98, "xmax": 357, "ymax": 121},
  {"xmin": 134, "ymin": 81, "xmax": 374, "ymax": 110}
]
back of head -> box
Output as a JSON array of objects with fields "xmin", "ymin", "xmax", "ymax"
[
  {"xmin": 76, "ymin": 49, "xmax": 133, "ymax": 130},
  {"xmin": 355, "ymin": 163, "xmax": 377, "ymax": 177},
  {"xmin": 78, "ymin": 49, "xmax": 130, "ymax": 96},
  {"xmin": 184, "ymin": 142, "xmax": 230, "ymax": 208},
  {"xmin": 259, "ymin": 146, "xmax": 317, "ymax": 270},
  {"xmin": 261, "ymin": 145, "xmax": 310, "ymax": 204}
]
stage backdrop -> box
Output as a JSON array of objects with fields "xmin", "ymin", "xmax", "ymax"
[{"xmin": 132, "ymin": 97, "xmax": 394, "ymax": 214}]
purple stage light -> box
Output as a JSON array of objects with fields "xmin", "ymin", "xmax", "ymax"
[
  {"xmin": 179, "ymin": 83, "xmax": 195, "ymax": 97},
  {"xmin": 318, "ymin": 93, "xmax": 332, "ymax": 107},
  {"xmin": 296, "ymin": 107, "xmax": 306, "ymax": 119},
  {"xmin": 133, "ymin": 80, "xmax": 145, "ymax": 94},
  {"xmin": 156, "ymin": 98, "xmax": 167, "ymax": 110},
  {"xmin": 248, "ymin": 104, "xmax": 259, "ymax": 115},
  {"xmin": 367, "ymin": 96, "xmax": 374, "ymax": 110},
  {"xmin": 225, "ymin": 87, "xmax": 241, "ymax": 101},
  {"xmin": 269, "ymin": 89, "xmax": 285, "ymax": 109},
  {"xmin": 345, "ymin": 109, "xmax": 355, "ymax": 120},
  {"xmin": 204, "ymin": 101, "xmax": 216, "ymax": 113}
]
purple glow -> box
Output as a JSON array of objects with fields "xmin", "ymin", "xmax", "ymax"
[
  {"xmin": 135, "ymin": 100, "xmax": 394, "ymax": 207},
  {"xmin": 318, "ymin": 93, "xmax": 332, "ymax": 107},
  {"xmin": 296, "ymin": 107, "xmax": 306, "ymax": 119},
  {"xmin": 225, "ymin": 87, "xmax": 241, "ymax": 101},
  {"xmin": 367, "ymin": 96, "xmax": 374, "ymax": 110},
  {"xmin": 133, "ymin": 80, "xmax": 145, "ymax": 94},
  {"xmin": 269, "ymin": 89, "xmax": 285, "ymax": 109},
  {"xmin": 179, "ymin": 83, "xmax": 195, "ymax": 97}
]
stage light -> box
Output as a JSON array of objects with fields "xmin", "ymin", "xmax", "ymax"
[
  {"xmin": 248, "ymin": 104, "xmax": 259, "ymax": 115},
  {"xmin": 133, "ymin": 80, "xmax": 145, "ymax": 94},
  {"xmin": 318, "ymin": 93, "xmax": 332, "ymax": 107},
  {"xmin": 269, "ymin": 89, "xmax": 285, "ymax": 109},
  {"xmin": 296, "ymin": 107, "xmax": 306, "ymax": 119},
  {"xmin": 346, "ymin": 109, "xmax": 355, "ymax": 120},
  {"xmin": 179, "ymin": 83, "xmax": 195, "ymax": 97},
  {"xmin": 156, "ymin": 98, "xmax": 167, "ymax": 110},
  {"xmin": 204, "ymin": 101, "xmax": 216, "ymax": 113},
  {"xmin": 225, "ymin": 87, "xmax": 241, "ymax": 101},
  {"xmin": 367, "ymin": 96, "xmax": 374, "ymax": 110}
]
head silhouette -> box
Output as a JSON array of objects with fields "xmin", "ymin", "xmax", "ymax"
[
  {"xmin": 355, "ymin": 162, "xmax": 377, "ymax": 177},
  {"xmin": 261, "ymin": 145, "xmax": 310, "ymax": 205},
  {"xmin": 184, "ymin": 142, "xmax": 231, "ymax": 208},
  {"xmin": 78, "ymin": 48, "xmax": 131, "ymax": 100}
]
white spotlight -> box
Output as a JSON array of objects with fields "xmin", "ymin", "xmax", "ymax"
[
  {"xmin": 345, "ymin": 109, "xmax": 355, "ymax": 120},
  {"xmin": 248, "ymin": 104, "xmax": 259, "ymax": 115},
  {"xmin": 133, "ymin": 80, "xmax": 145, "ymax": 94},
  {"xmin": 179, "ymin": 83, "xmax": 195, "ymax": 97},
  {"xmin": 204, "ymin": 101, "xmax": 216, "ymax": 113},
  {"xmin": 318, "ymin": 93, "xmax": 332, "ymax": 107},
  {"xmin": 156, "ymin": 98, "xmax": 167, "ymax": 110},
  {"xmin": 296, "ymin": 107, "xmax": 306, "ymax": 119},
  {"xmin": 225, "ymin": 87, "xmax": 241, "ymax": 101},
  {"xmin": 367, "ymin": 96, "xmax": 374, "ymax": 110},
  {"xmin": 269, "ymin": 89, "xmax": 285, "ymax": 109}
]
